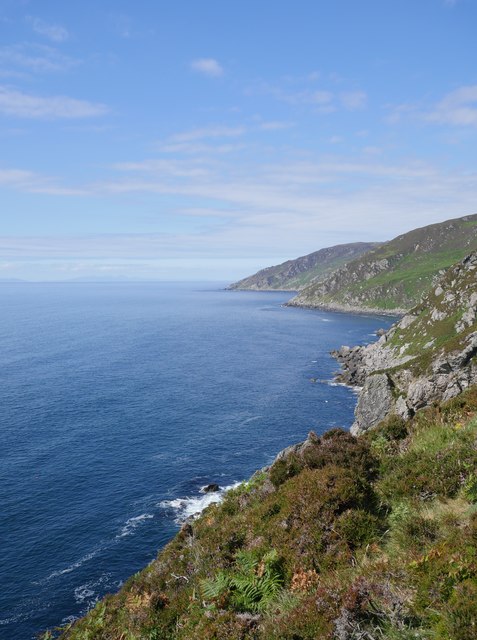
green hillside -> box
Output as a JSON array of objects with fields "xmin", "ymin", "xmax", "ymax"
[
  {"xmin": 227, "ymin": 242, "xmax": 380, "ymax": 291},
  {"xmin": 288, "ymin": 213, "xmax": 477, "ymax": 313},
  {"xmin": 50, "ymin": 389, "xmax": 477, "ymax": 640}
]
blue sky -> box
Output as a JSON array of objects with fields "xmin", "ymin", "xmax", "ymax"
[{"xmin": 0, "ymin": 0, "xmax": 476, "ymax": 281}]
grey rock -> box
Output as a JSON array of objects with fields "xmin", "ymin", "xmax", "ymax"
[
  {"xmin": 351, "ymin": 374, "xmax": 393, "ymax": 435},
  {"xmin": 202, "ymin": 483, "xmax": 220, "ymax": 493},
  {"xmin": 395, "ymin": 395, "xmax": 411, "ymax": 420},
  {"xmin": 398, "ymin": 314, "xmax": 417, "ymax": 330}
]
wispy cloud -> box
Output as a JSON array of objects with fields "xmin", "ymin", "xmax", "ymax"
[
  {"xmin": 426, "ymin": 85, "xmax": 477, "ymax": 126},
  {"xmin": 112, "ymin": 158, "xmax": 211, "ymax": 178},
  {"xmin": 28, "ymin": 17, "xmax": 69, "ymax": 42},
  {"xmin": 246, "ymin": 81, "xmax": 367, "ymax": 115},
  {"xmin": 190, "ymin": 58, "xmax": 224, "ymax": 77},
  {"xmin": 2, "ymin": 155, "xmax": 477, "ymax": 267},
  {"xmin": 340, "ymin": 90, "xmax": 367, "ymax": 110},
  {"xmin": 0, "ymin": 43, "xmax": 79, "ymax": 73},
  {"xmin": 0, "ymin": 167, "xmax": 86, "ymax": 195},
  {"xmin": 258, "ymin": 120, "xmax": 294, "ymax": 131},
  {"xmin": 388, "ymin": 86, "xmax": 477, "ymax": 128},
  {"xmin": 171, "ymin": 125, "xmax": 245, "ymax": 142},
  {"xmin": 0, "ymin": 86, "xmax": 109, "ymax": 119}
]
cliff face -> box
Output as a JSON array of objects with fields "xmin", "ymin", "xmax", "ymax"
[
  {"xmin": 334, "ymin": 252, "xmax": 477, "ymax": 434},
  {"xmin": 288, "ymin": 213, "xmax": 477, "ymax": 314},
  {"xmin": 226, "ymin": 242, "xmax": 379, "ymax": 291}
]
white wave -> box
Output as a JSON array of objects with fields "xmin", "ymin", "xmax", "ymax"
[
  {"xmin": 35, "ymin": 549, "xmax": 99, "ymax": 584},
  {"xmin": 74, "ymin": 585, "xmax": 95, "ymax": 604},
  {"xmin": 325, "ymin": 379, "xmax": 362, "ymax": 394},
  {"xmin": 159, "ymin": 483, "xmax": 241, "ymax": 524},
  {"xmin": 118, "ymin": 513, "xmax": 154, "ymax": 538},
  {"xmin": 74, "ymin": 572, "xmax": 113, "ymax": 605}
]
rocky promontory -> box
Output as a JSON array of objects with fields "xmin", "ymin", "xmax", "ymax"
[{"xmin": 333, "ymin": 252, "xmax": 477, "ymax": 434}]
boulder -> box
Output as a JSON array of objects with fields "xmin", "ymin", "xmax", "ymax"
[{"xmin": 202, "ymin": 483, "xmax": 220, "ymax": 493}]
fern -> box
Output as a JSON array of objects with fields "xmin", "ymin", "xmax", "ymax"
[
  {"xmin": 201, "ymin": 571, "xmax": 231, "ymax": 601},
  {"xmin": 201, "ymin": 548, "xmax": 284, "ymax": 613}
]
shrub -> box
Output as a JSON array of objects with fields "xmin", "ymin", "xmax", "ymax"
[
  {"xmin": 269, "ymin": 453, "xmax": 303, "ymax": 488},
  {"xmin": 438, "ymin": 579, "xmax": 477, "ymax": 640},
  {"xmin": 335, "ymin": 509, "xmax": 382, "ymax": 549}
]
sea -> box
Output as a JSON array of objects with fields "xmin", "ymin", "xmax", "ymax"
[{"xmin": 0, "ymin": 282, "xmax": 395, "ymax": 639}]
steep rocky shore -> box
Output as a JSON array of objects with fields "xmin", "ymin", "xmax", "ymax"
[{"xmin": 333, "ymin": 252, "xmax": 477, "ymax": 434}]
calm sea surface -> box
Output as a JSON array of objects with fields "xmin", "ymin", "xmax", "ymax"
[{"xmin": 0, "ymin": 283, "xmax": 394, "ymax": 639}]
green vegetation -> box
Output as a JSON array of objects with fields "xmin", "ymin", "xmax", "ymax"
[
  {"xmin": 290, "ymin": 213, "xmax": 477, "ymax": 312},
  {"xmin": 48, "ymin": 387, "xmax": 477, "ymax": 639},
  {"xmin": 227, "ymin": 242, "xmax": 380, "ymax": 291},
  {"xmin": 380, "ymin": 251, "xmax": 477, "ymax": 380}
]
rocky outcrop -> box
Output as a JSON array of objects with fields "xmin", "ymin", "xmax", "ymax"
[
  {"xmin": 350, "ymin": 374, "xmax": 394, "ymax": 436},
  {"xmin": 335, "ymin": 252, "xmax": 477, "ymax": 434}
]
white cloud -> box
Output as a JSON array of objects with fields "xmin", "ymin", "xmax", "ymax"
[
  {"xmin": 28, "ymin": 17, "xmax": 69, "ymax": 42},
  {"xmin": 190, "ymin": 58, "xmax": 224, "ymax": 77},
  {"xmin": 426, "ymin": 85, "xmax": 477, "ymax": 127},
  {"xmin": 2, "ymin": 156, "xmax": 477, "ymax": 271},
  {"xmin": 340, "ymin": 90, "xmax": 367, "ymax": 110},
  {"xmin": 0, "ymin": 167, "xmax": 86, "ymax": 195},
  {"xmin": 171, "ymin": 125, "xmax": 245, "ymax": 142},
  {"xmin": 309, "ymin": 90, "xmax": 333, "ymax": 105},
  {"xmin": 112, "ymin": 158, "xmax": 211, "ymax": 178},
  {"xmin": 0, "ymin": 44, "xmax": 78, "ymax": 73},
  {"xmin": 0, "ymin": 86, "xmax": 109, "ymax": 119},
  {"xmin": 258, "ymin": 121, "xmax": 294, "ymax": 131}
]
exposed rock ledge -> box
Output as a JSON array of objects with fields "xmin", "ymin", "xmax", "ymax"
[{"xmin": 333, "ymin": 252, "xmax": 477, "ymax": 435}]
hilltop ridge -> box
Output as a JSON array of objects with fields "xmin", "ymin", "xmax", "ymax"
[
  {"xmin": 288, "ymin": 213, "xmax": 477, "ymax": 314},
  {"xmin": 227, "ymin": 242, "xmax": 380, "ymax": 291}
]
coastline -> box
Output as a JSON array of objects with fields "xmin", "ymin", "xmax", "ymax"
[{"xmin": 285, "ymin": 299, "xmax": 407, "ymax": 317}]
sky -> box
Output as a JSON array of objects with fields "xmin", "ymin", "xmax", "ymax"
[{"xmin": 0, "ymin": 0, "xmax": 476, "ymax": 281}]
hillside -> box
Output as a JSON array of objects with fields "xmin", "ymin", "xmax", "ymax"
[
  {"xmin": 333, "ymin": 251, "xmax": 477, "ymax": 435},
  {"xmin": 226, "ymin": 242, "xmax": 380, "ymax": 291},
  {"xmin": 45, "ymin": 254, "xmax": 477, "ymax": 640},
  {"xmin": 288, "ymin": 213, "xmax": 477, "ymax": 314},
  {"xmin": 49, "ymin": 393, "xmax": 477, "ymax": 640}
]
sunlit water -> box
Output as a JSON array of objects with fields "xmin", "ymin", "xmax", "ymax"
[{"xmin": 0, "ymin": 282, "xmax": 394, "ymax": 639}]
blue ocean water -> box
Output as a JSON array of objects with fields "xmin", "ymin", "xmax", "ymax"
[{"xmin": 0, "ymin": 283, "xmax": 394, "ymax": 639}]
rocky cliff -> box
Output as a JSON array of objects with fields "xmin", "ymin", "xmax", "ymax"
[
  {"xmin": 333, "ymin": 252, "xmax": 477, "ymax": 434},
  {"xmin": 288, "ymin": 213, "xmax": 477, "ymax": 314},
  {"xmin": 227, "ymin": 242, "xmax": 379, "ymax": 291}
]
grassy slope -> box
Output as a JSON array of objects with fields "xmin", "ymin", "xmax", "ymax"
[
  {"xmin": 51, "ymin": 388, "xmax": 477, "ymax": 640},
  {"xmin": 378, "ymin": 253, "xmax": 477, "ymax": 379},
  {"xmin": 227, "ymin": 243, "xmax": 380, "ymax": 291},
  {"xmin": 290, "ymin": 213, "xmax": 477, "ymax": 312}
]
